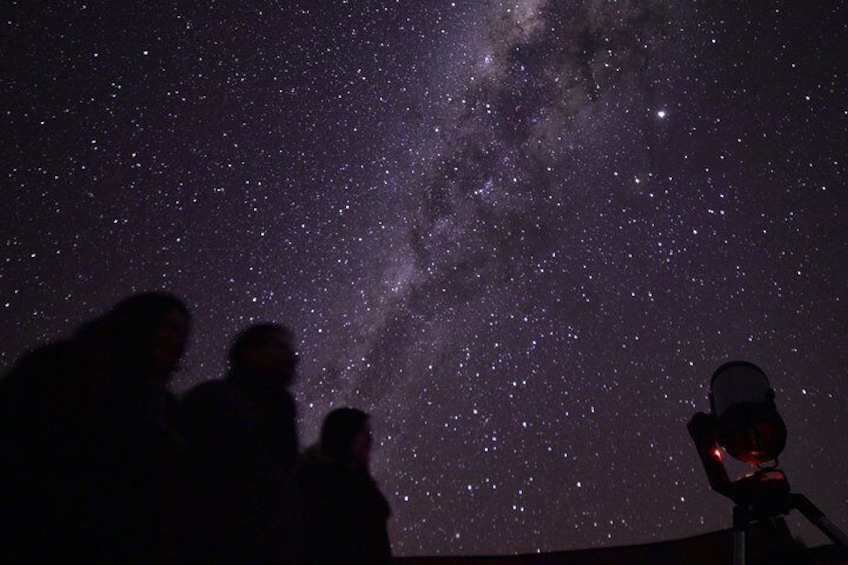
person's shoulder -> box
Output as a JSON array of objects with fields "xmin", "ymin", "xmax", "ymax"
[
  {"xmin": 184, "ymin": 377, "xmax": 235, "ymax": 396},
  {"xmin": 1, "ymin": 340, "xmax": 72, "ymax": 394},
  {"xmin": 299, "ymin": 444, "xmax": 323, "ymax": 462},
  {"xmin": 10, "ymin": 340, "xmax": 70, "ymax": 372},
  {"xmin": 297, "ymin": 459, "xmax": 343, "ymax": 499},
  {"xmin": 181, "ymin": 378, "xmax": 244, "ymax": 409},
  {"xmin": 297, "ymin": 446, "xmax": 337, "ymax": 474}
]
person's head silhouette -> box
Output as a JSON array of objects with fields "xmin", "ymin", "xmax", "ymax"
[
  {"xmin": 97, "ymin": 292, "xmax": 191, "ymax": 388},
  {"xmin": 321, "ymin": 407, "xmax": 372, "ymax": 471},
  {"xmin": 228, "ymin": 324, "xmax": 298, "ymax": 390}
]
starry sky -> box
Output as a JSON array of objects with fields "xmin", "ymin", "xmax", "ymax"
[{"xmin": 2, "ymin": 0, "xmax": 847, "ymax": 557}]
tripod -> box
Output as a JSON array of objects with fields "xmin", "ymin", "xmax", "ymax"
[{"xmin": 729, "ymin": 472, "xmax": 848, "ymax": 565}]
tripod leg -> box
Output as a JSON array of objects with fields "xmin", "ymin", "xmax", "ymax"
[
  {"xmin": 792, "ymin": 494, "xmax": 848, "ymax": 548},
  {"xmin": 733, "ymin": 505, "xmax": 747, "ymax": 565}
]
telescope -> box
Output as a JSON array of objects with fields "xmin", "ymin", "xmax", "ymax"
[{"xmin": 688, "ymin": 361, "xmax": 847, "ymax": 564}]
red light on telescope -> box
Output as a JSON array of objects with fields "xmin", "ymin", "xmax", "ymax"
[{"xmin": 712, "ymin": 446, "xmax": 723, "ymax": 461}]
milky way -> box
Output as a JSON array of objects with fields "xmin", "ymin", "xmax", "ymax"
[{"xmin": 3, "ymin": 1, "xmax": 846, "ymax": 556}]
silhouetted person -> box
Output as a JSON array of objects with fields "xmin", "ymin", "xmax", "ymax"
[
  {"xmin": 179, "ymin": 323, "xmax": 301, "ymax": 564},
  {"xmin": 84, "ymin": 292, "xmax": 190, "ymax": 563},
  {"xmin": 0, "ymin": 292, "xmax": 191, "ymax": 563},
  {"xmin": 0, "ymin": 320, "xmax": 96, "ymax": 562},
  {"xmin": 297, "ymin": 407, "xmax": 392, "ymax": 565}
]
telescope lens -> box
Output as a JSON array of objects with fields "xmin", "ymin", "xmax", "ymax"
[{"xmin": 710, "ymin": 361, "xmax": 787, "ymax": 465}]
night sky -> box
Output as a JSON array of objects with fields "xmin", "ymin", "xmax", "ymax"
[{"xmin": 3, "ymin": 0, "xmax": 846, "ymax": 557}]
